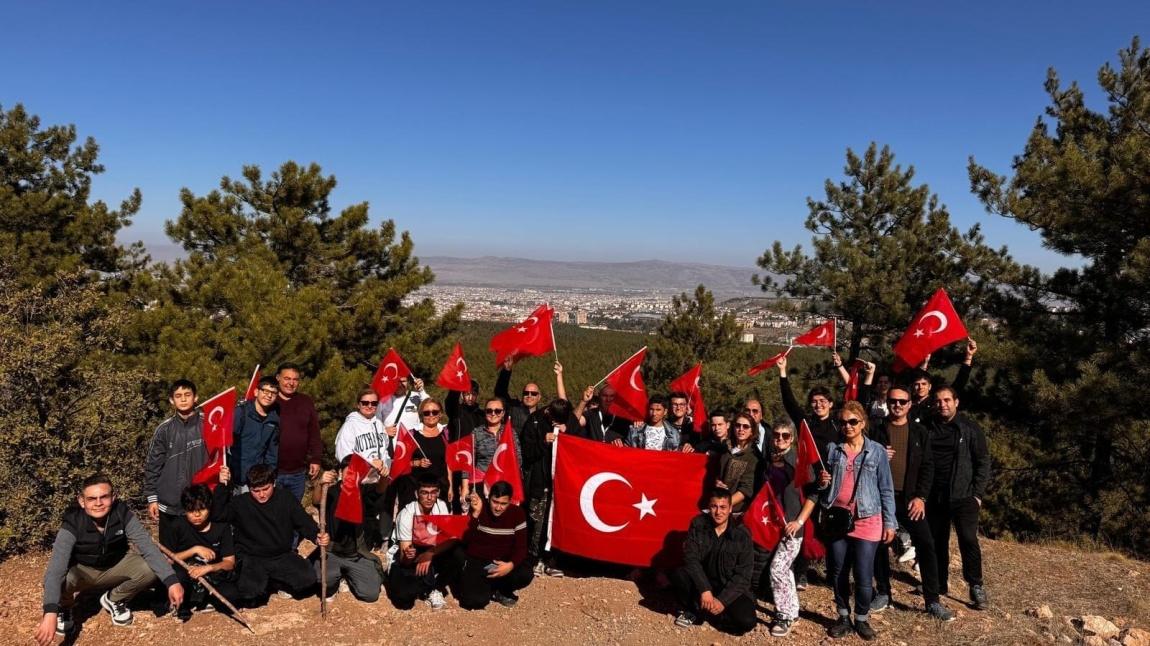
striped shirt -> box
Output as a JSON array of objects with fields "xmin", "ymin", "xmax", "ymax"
[{"xmin": 464, "ymin": 505, "xmax": 528, "ymax": 565}]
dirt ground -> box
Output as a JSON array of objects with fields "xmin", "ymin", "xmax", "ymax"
[{"xmin": 1, "ymin": 538, "xmax": 1148, "ymax": 646}]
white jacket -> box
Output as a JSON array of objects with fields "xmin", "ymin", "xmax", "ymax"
[{"xmin": 334, "ymin": 411, "xmax": 392, "ymax": 468}]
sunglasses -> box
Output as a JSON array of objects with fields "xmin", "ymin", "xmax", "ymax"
[
  {"xmin": 522, "ymin": 390, "xmax": 540, "ymax": 397},
  {"xmin": 484, "ymin": 408, "xmax": 504, "ymax": 415},
  {"xmin": 773, "ymin": 433, "xmax": 792, "ymax": 439},
  {"xmin": 421, "ymin": 409, "xmax": 442, "ymax": 416},
  {"xmin": 745, "ymin": 408, "xmax": 761, "ymax": 414},
  {"xmin": 733, "ymin": 422, "xmax": 753, "ymax": 430},
  {"xmin": 358, "ymin": 400, "xmax": 379, "ymax": 407},
  {"xmin": 887, "ymin": 398, "xmax": 910, "ymax": 406},
  {"xmin": 842, "ymin": 418, "xmax": 863, "ymax": 427}
]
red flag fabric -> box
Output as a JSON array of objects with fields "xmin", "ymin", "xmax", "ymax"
[
  {"xmin": 389, "ymin": 424, "xmax": 419, "ymax": 479},
  {"xmin": 793, "ymin": 320, "xmax": 836, "ymax": 348},
  {"xmin": 446, "ymin": 434, "xmax": 475, "ymax": 474},
  {"xmin": 243, "ymin": 364, "xmax": 261, "ymax": 401},
  {"xmin": 602, "ymin": 347, "xmax": 648, "ymax": 422},
  {"xmin": 891, "ymin": 288, "xmax": 969, "ymax": 371},
  {"xmin": 436, "ymin": 343, "xmax": 473, "ymax": 392},
  {"xmin": 489, "ymin": 303, "xmax": 556, "ymax": 366},
  {"xmin": 412, "ymin": 514, "xmax": 470, "ymax": 547},
  {"xmin": 371, "ymin": 348, "xmax": 412, "ymax": 399},
  {"xmin": 793, "ymin": 420, "xmax": 822, "ymax": 490},
  {"xmin": 747, "ymin": 348, "xmax": 792, "ymax": 377},
  {"xmin": 843, "ymin": 359, "xmax": 866, "ymax": 402},
  {"xmin": 334, "ymin": 454, "xmax": 372, "ymax": 524},
  {"xmin": 192, "ymin": 388, "xmax": 238, "ymax": 487},
  {"xmin": 551, "ymin": 434, "xmax": 707, "ymax": 568},
  {"xmin": 483, "ymin": 419, "xmax": 525, "ymax": 504},
  {"xmin": 669, "ymin": 363, "xmax": 707, "ymax": 434},
  {"xmin": 744, "ymin": 481, "xmax": 787, "ymax": 551}
]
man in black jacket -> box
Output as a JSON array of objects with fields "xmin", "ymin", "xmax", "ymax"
[
  {"xmin": 214, "ymin": 464, "xmax": 328, "ymax": 605},
  {"xmin": 669, "ymin": 489, "xmax": 756, "ymax": 635},
  {"xmin": 927, "ymin": 386, "xmax": 991, "ymax": 610},
  {"xmin": 869, "ymin": 387, "xmax": 953, "ymax": 621}
]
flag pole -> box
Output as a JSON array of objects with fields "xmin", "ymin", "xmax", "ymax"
[
  {"xmin": 544, "ymin": 432, "xmax": 559, "ymax": 553},
  {"xmin": 318, "ymin": 482, "xmax": 329, "ymax": 619},
  {"xmin": 591, "ymin": 346, "xmax": 648, "ymax": 390},
  {"xmin": 550, "ymin": 311, "xmax": 559, "ymax": 363},
  {"xmin": 157, "ymin": 544, "xmax": 254, "ymax": 634}
]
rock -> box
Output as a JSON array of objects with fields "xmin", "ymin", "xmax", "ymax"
[
  {"xmin": 1029, "ymin": 604, "xmax": 1054, "ymax": 619},
  {"xmin": 1123, "ymin": 628, "xmax": 1150, "ymax": 646},
  {"xmin": 1084, "ymin": 637, "xmax": 1108, "ymax": 646},
  {"xmin": 1083, "ymin": 616, "xmax": 1121, "ymax": 639}
]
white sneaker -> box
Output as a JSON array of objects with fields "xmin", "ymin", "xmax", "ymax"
[
  {"xmin": 426, "ymin": 589, "xmax": 447, "ymax": 610},
  {"xmin": 339, "ymin": 581, "xmax": 350, "ymax": 594},
  {"xmin": 99, "ymin": 592, "xmax": 133, "ymax": 627},
  {"xmin": 898, "ymin": 546, "xmax": 917, "ymax": 563},
  {"xmin": 277, "ymin": 590, "xmax": 294, "ymax": 600}
]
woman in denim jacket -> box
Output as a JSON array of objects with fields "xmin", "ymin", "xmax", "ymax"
[{"xmin": 792, "ymin": 400, "xmax": 895, "ymax": 641}]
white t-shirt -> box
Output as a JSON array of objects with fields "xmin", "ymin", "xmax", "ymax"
[
  {"xmin": 395, "ymin": 499, "xmax": 450, "ymax": 543},
  {"xmin": 644, "ymin": 424, "xmax": 667, "ymax": 451}
]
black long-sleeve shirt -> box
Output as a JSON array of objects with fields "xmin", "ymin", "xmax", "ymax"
[{"xmin": 211, "ymin": 486, "xmax": 318, "ymax": 558}]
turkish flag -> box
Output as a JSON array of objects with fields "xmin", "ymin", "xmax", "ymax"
[
  {"xmin": 243, "ymin": 364, "xmax": 261, "ymax": 401},
  {"xmin": 602, "ymin": 347, "xmax": 648, "ymax": 422},
  {"xmin": 436, "ymin": 343, "xmax": 473, "ymax": 392},
  {"xmin": 843, "ymin": 359, "xmax": 866, "ymax": 402},
  {"xmin": 446, "ymin": 434, "xmax": 475, "ymax": 474},
  {"xmin": 551, "ymin": 434, "xmax": 707, "ymax": 568},
  {"xmin": 389, "ymin": 424, "xmax": 420, "ymax": 479},
  {"xmin": 744, "ymin": 480, "xmax": 786, "ymax": 551},
  {"xmin": 192, "ymin": 388, "xmax": 238, "ymax": 487},
  {"xmin": 483, "ymin": 420, "xmax": 524, "ymax": 504},
  {"xmin": 371, "ymin": 348, "xmax": 412, "ymax": 399},
  {"xmin": 335, "ymin": 454, "xmax": 372, "ymax": 524},
  {"xmin": 747, "ymin": 348, "xmax": 791, "ymax": 377},
  {"xmin": 793, "ymin": 420, "xmax": 822, "ymax": 489},
  {"xmin": 891, "ymin": 288, "xmax": 968, "ymax": 371},
  {"xmin": 793, "ymin": 320, "xmax": 835, "ymax": 348},
  {"xmin": 669, "ymin": 363, "xmax": 707, "ymax": 435},
  {"xmin": 489, "ymin": 303, "xmax": 556, "ymax": 366},
  {"xmin": 412, "ymin": 514, "xmax": 470, "ymax": 548}
]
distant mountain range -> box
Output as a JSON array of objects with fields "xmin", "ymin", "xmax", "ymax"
[{"xmin": 422, "ymin": 256, "xmax": 768, "ymax": 296}]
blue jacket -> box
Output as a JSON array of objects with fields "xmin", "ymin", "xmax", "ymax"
[
  {"xmin": 818, "ymin": 437, "xmax": 896, "ymax": 530},
  {"xmin": 230, "ymin": 400, "xmax": 279, "ymax": 485},
  {"xmin": 626, "ymin": 423, "xmax": 681, "ymax": 452}
]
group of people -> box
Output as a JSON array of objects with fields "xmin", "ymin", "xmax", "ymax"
[{"xmin": 36, "ymin": 344, "xmax": 992, "ymax": 644}]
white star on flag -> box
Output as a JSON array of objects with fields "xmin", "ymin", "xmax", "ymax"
[{"xmin": 633, "ymin": 493, "xmax": 657, "ymax": 520}]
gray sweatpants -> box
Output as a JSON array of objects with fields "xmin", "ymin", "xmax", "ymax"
[{"xmin": 315, "ymin": 552, "xmax": 382, "ymax": 602}]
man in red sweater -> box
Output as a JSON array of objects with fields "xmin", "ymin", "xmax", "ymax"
[
  {"xmin": 274, "ymin": 363, "xmax": 323, "ymax": 502},
  {"xmin": 453, "ymin": 481, "xmax": 532, "ymax": 609}
]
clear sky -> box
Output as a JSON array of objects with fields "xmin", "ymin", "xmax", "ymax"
[{"xmin": 3, "ymin": 2, "xmax": 1145, "ymax": 271}]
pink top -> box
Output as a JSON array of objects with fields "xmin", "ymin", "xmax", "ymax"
[{"xmin": 832, "ymin": 446, "xmax": 882, "ymax": 542}]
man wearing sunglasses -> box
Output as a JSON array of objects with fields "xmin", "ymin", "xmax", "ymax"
[
  {"xmin": 868, "ymin": 387, "xmax": 953, "ymax": 621},
  {"xmin": 494, "ymin": 356, "xmax": 546, "ymax": 435}
]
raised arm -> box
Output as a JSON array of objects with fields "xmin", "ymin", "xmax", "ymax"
[
  {"xmin": 777, "ymin": 355, "xmax": 804, "ymax": 426},
  {"xmin": 832, "ymin": 352, "xmax": 851, "ymax": 385},
  {"xmin": 554, "ymin": 361, "xmax": 567, "ymax": 402}
]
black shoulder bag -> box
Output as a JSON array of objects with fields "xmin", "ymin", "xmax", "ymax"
[{"xmin": 819, "ymin": 448, "xmax": 866, "ymax": 540}]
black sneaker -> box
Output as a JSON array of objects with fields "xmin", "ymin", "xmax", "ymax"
[
  {"xmin": 855, "ymin": 619, "xmax": 877, "ymax": 641},
  {"xmin": 176, "ymin": 604, "xmax": 193, "ymax": 622},
  {"xmin": 828, "ymin": 615, "xmax": 853, "ymax": 638},
  {"xmin": 870, "ymin": 593, "xmax": 890, "ymax": 613},
  {"xmin": 970, "ymin": 584, "xmax": 988, "ymax": 610},
  {"xmin": 927, "ymin": 602, "xmax": 956, "ymax": 622},
  {"xmin": 492, "ymin": 590, "xmax": 518, "ymax": 608},
  {"xmin": 55, "ymin": 608, "xmax": 73, "ymax": 636}
]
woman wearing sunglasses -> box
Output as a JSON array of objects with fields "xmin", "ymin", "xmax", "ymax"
[
  {"xmin": 791, "ymin": 400, "xmax": 895, "ymax": 641},
  {"xmin": 400, "ymin": 398, "xmax": 451, "ymax": 507},
  {"xmin": 716, "ymin": 413, "xmax": 759, "ymax": 514},
  {"xmin": 461, "ymin": 399, "xmax": 522, "ymax": 501},
  {"xmin": 333, "ymin": 387, "xmax": 393, "ymax": 549}
]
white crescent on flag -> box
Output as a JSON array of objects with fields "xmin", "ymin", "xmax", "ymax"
[
  {"xmin": 382, "ymin": 362, "xmax": 399, "ymax": 382},
  {"xmin": 491, "ymin": 444, "xmax": 507, "ymax": 473},
  {"xmin": 394, "ymin": 440, "xmax": 408, "ymax": 461},
  {"xmin": 580, "ymin": 472, "xmax": 631, "ymax": 533},
  {"xmin": 454, "ymin": 450, "xmax": 473, "ymax": 466},
  {"xmin": 816, "ymin": 326, "xmax": 828, "ymax": 339},
  {"xmin": 628, "ymin": 365, "xmax": 642, "ymax": 391},
  {"xmin": 919, "ymin": 310, "xmax": 948, "ymax": 334}
]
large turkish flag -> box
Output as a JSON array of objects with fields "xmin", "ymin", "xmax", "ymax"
[{"xmin": 551, "ymin": 434, "xmax": 707, "ymax": 568}]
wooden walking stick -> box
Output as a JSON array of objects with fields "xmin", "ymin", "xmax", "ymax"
[
  {"xmin": 319, "ymin": 481, "xmax": 330, "ymax": 619},
  {"xmin": 157, "ymin": 543, "xmax": 254, "ymax": 634}
]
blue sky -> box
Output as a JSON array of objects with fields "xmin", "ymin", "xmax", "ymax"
[{"xmin": 3, "ymin": 2, "xmax": 1145, "ymax": 271}]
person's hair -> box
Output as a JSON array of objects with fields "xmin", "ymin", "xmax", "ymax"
[
  {"xmin": 668, "ymin": 391, "xmax": 689, "ymax": 403},
  {"xmin": 772, "ymin": 417, "xmax": 796, "ymax": 435},
  {"xmin": 544, "ymin": 398, "xmax": 573, "ymax": 424},
  {"xmin": 419, "ymin": 397, "xmax": 442, "ymax": 412},
  {"xmin": 181, "ymin": 484, "xmax": 214, "ymax": 512},
  {"xmin": 732, "ymin": 413, "xmax": 759, "ymax": 447},
  {"xmin": 80, "ymin": 473, "xmax": 113, "ymax": 495},
  {"xmin": 888, "ymin": 385, "xmax": 911, "ymax": 398},
  {"xmin": 807, "ymin": 385, "xmax": 833, "ymax": 402},
  {"xmin": 338, "ymin": 455, "xmax": 354, "ymax": 471},
  {"xmin": 840, "ymin": 400, "xmax": 867, "ymax": 426},
  {"xmin": 276, "ymin": 362, "xmax": 302, "ymax": 376},
  {"xmin": 647, "ymin": 394, "xmax": 668, "ymax": 409},
  {"xmin": 469, "ymin": 379, "xmax": 480, "ymax": 394},
  {"xmin": 257, "ymin": 375, "xmax": 279, "ymax": 390},
  {"xmin": 489, "ymin": 481, "xmax": 513, "ymax": 499},
  {"xmin": 709, "ymin": 409, "xmax": 730, "ymax": 422},
  {"xmin": 934, "ymin": 386, "xmax": 958, "ymax": 400},
  {"xmin": 169, "ymin": 379, "xmax": 197, "ymax": 397},
  {"xmin": 909, "ymin": 368, "xmax": 932, "ymax": 384},
  {"xmin": 709, "ymin": 487, "xmax": 733, "ymax": 503},
  {"xmin": 248, "ymin": 464, "xmax": 277, "ymax": 488},
  {"xmin": 357, "ymin": 386, "xmax": 378, "ymax": 402},
  {"xmin": 416, "ymin": 472, "xmax": 441, "ymax": 490}
]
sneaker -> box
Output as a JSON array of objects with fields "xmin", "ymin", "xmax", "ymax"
[
  {"xmin": 855, "ymin": 619, "xmax": 877, "ymax": 641},
  {"xmin": 927, "ymin": 602, "xmax": 956, "ymax": 622},
  {"xmin": 674, "ymin": 610, "xmax": 697, "ymax": 627},
  {"xmin": 339, "ymin": 580, "xmax": 350, "ymax": 594},
  {"xmin": 325, "ymin": 588, "xmax": 338, "ymax": 604},
  {"xmin": 99, "ymin": 591, "xmax": 133, "ymax": 627},
  {"xmin": 56, "ymin": 608, "xmax": 73, "ymax": 636},
  {"xmin": 544, "ymin": 564, "xmax": 565, "ymax": 578},
  {"xmin": 277, "ymin": 590, "xmax": 294, "ymax": 600},
  {"xmin": 898, "ymin": 546, "xmax": 917, "ymax": 563},
  {"xmin": 533, "ymin": 561, "xmax": 545, "ymax": 576},
  {"xmin": 828, "ymin": 614, "xmax": 853, "ymax": 639},
  {"xmin": 426, "ymin": 590, "xmax": 447, "ymax": 610},
  {"xmin": 175, "ymin": 605, "xmax": 193, "ymax": 622},
  {"xmin": 970, "ymin": 584, "xmax": 988, "ymax": 610},
  {"xmin": 770, "ymin": 617, "xmax": 796, "ymax": 637},
  {"xmin": 492, "ymin": 590, "xmax": 518, "ymax": 608},
  {"xmin": 870, "ymin": 593, "xmax": 890, "ymax": 613},
  {"xmin": 795, "ymin": 574, "xmax": 808, "ymax": 591},
  {"xmin": 909, "ymin": 584, "xmax": 923, "ymax": 595}
]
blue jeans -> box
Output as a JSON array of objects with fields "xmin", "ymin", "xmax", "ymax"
[
  {"xmin": 827, "ymin": 535, "xmax": 880, "ymax": 621},
  {"xmin": 276, "ymin": 470, "xmax": 307, "ymax": 502}
]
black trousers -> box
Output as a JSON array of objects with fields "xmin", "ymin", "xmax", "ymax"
[
  {"xmin": 158, "ymin": 512, "xmax": 183, "ymax": 550},
  {"xmin": 874, "ymin": 492, "xmax": 942, "ymax": 605},
  {"xmin": 175, "ymin": 567, "xmax": 241, "ymax": 611},
  {"xmin": 386, "ymin": 551, "xmax": 459, "ymax": 610},
  {"xmin": 926, "ymin": 495, "xmax": 983, "ymax": 590},
  {"xmin": 452, "ymin": 552, "xmax": 533, "ymax": 610},
  {"xmin": 234, "ymin": 553, "xmax": 316, "ymax": 602},
  {"xmin": 669, "ymin": 567, "xmax": 757, "ymax": 635}
]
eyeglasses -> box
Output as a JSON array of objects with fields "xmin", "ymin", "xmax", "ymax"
[
  {"xmin": 421, "ymin": 409, "xmax": 442, "ymax": 417},
  {"xmin": 733, "ymin": 422, "xmax": 753, "ymax": 430},
  {"xmin": 484, "ymin": 408, "xmax": 504, "ymax": 415},
  {"xmin": 745, "ymin": 408, "xmax": 761, "ymax": 414},
  {"xmin": 887, "ymin": 398, "xmax": 910, "ymax": 406},
  {"xmin": 842, "ymin": 418, "xmax": 863, "ymax": 427},
  {"xmin": 258, "ymin": 388, "xmax": 278, "ymax": 396},
  {"xmin": 358, "ymin": 400, "xmax": 379, "ymax": 407},
  {"xmin": 522, "ymin": 390, "xmax": 540, "ymax": 397},
  {"xmin": 417, "ymin": 490, "xmax": 439, "ymax": 497},
  {"xmin": 773, "ymin": 433, "xmax": 792, "ymax": 439}
]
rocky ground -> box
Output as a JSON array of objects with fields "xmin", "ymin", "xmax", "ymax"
[{"xmin": 2, "ymin": 537, "xmax": 1148, "ymax": 645}]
